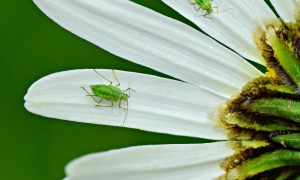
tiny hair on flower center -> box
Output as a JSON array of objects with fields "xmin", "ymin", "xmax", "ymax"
[{"xmin": 217, "ymin": 19, "xmax": 300, "ymax": 179}]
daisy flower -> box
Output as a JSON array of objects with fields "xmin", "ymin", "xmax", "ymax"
[{"xmin": 24, "ymin": 0, "xmax": 300, "ymax": 179}]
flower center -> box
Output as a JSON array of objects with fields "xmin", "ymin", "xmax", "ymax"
[{"xmin": 219, "ymin": 21, "xmax": 300, "ymax": 179}]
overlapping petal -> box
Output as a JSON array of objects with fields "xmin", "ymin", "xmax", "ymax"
[
  {"xmin": 33, "ymin": 0, "xmax": 262, "ymax": 98},
  {"xmin": 270, "ymin": 0, "xmax": 297, "ymax": 22},
  {"xmin": 26, "ymin": 0, "xmax": 287, "ymax": 178},
  {"xmin": 65, "ymin": 142, "xmax": 233, "ymax": 180},
  {"xmin": 162, "ymin": 0, "xmax": 276, "ymax": 65},
  {"xmin": 25, "ymin": 69, "xmax": 227, "ymax": 139}
]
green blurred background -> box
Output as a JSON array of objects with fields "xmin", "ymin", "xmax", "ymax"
[
  {"xmin": 2, "ymin": 0, "xmax": 272, "ymax": 179},
  {"xmin": 2, "ymin": 1, "xmax": 208, "ymax": 179}
]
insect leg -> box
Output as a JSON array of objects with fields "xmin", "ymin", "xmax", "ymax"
[
  {"xmin": 201, "ymin": 12, "xmax": 213, "ymax": 19},
  {"xmin": 187, "ymin": 0, "xmax": 200, "ymax": 11},
  {"xmin": 190, "ymin": 3, "xmax": 201, "ymax": 11},
  {"xmin": 112, "ymin": 70, "xmax": 120, "ymax": 86},
  {"xmin": 95, "ymin": 101, "xmax": 114, "ymax": 107},
  {"xmin": 93, "ymin": 69, "xmax": 113, "ymax": 85},
  {"xmin": 81, "ymin": 87, "xmax": 104, "ymax": 104},
  {"xmin": 118, "ymin": 100, "xmax": 127, "ymax": 111}
]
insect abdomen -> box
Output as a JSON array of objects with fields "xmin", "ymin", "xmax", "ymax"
[
  {"xmin": 90, "ymin": 85, "xmax": 124, "ymax": 101},
  {"xmin": 195, "ymin": 0, "xmax": 211, "ymax": 10}
]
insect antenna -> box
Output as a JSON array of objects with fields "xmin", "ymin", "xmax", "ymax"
[
  {"xmin": 124, "ymin": 82, "xmax": 136, "ymax": 97},
  {"xmin": 122, "ymin": 99, "xmax": 129, "ymax": 126},
  {"xmin": 214, "ymin": 7, "xmax": 232, "ymax": 14},
  {"xmin": 128, "ymin": 81, "xmax": 132, "ymax": 97}
]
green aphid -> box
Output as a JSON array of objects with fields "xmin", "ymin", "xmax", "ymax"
[
  {"xmin": 81, "ymin": 69, "xmax": 135, "ymax": 126},
  {"xmin": 188, "ymin": 0, "xmax": 215, "ymax": 18}
]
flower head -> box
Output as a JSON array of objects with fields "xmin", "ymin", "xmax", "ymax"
[{"xmin": 25, "ymin": 0, "xmax": 300, "ymax": 179}]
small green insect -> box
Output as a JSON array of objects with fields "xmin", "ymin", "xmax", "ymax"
[
  {"xmin": 81, "ymin": 69, "xmax": 135, "ymax": 126},
  {"xmin": 188, "ymin": 0, "xmax": 218, "ymax": 18}
]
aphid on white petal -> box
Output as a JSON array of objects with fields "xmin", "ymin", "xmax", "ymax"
[
  {"xmin": 188, "ymin": 0, "xmax": 231, "ymax": 19},
  {"xmin": 81, "ymin": 69, "xmax": 135, "ymax": 126},
  {"xmin": 188, "ymin": 0, "xmax": 216, "ymax": 18}
]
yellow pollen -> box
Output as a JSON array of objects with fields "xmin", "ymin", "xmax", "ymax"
[{"xmin": 265, "ymin": 68, "xmax": 276, "ymax": 78}]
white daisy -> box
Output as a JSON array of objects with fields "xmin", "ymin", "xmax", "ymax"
[{"xmin": 24, "ymin": 0, "xmax": 298, "ymax": 179}]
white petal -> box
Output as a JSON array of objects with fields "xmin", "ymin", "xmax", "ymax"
[
  {"xmin": 270, "ymin": 0, "xmax": 297, "ymax": 22},
  {"xmin": 162, "ymin": 0, "xmax": 277, "ymax": 65},
  {"xmin": 25, "ymin": 69, "xmax": 227, "ymax": 140},
  {"xmin": 66, "ymin": 142, "xmax": 233, "ymax": 180},
  {"xmin": 33, "ymin": 0, "xmax": 262, "ymax": 98}
]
